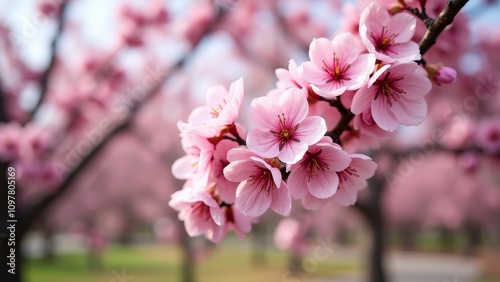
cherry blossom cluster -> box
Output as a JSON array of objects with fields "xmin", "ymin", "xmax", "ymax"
[{"xmin": 169, "ymin": 3, "xmax": 438, "ymax": 243}]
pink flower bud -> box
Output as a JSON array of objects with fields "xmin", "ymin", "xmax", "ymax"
[{"xmin": 434, "ymin": 66, "xmax": 457, "ymax": 85}]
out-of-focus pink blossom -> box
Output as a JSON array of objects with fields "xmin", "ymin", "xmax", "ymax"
[
  {"xmin": 273, "ymin": 218, "xmax": 306, "ymax": 254},
  {"xmin": 359, "ymin": 3, "xmax": 420, "ymax": 63},
  {"xmin": 475, "ymin": 117, "xmax": 500, "ymax": 154},
  {"xmin": 351, "ymin": 63, "xmax": 431, "ymax": 131},
  {"xmin": 0, "ymin": 122, "xmax": 21, "ymax": 161},
  {"xmin": 246, "ymin": 88, "xmax": 326, "ymax": 164},
  {"xmin": 302, "ymin": 33, "xmax": 375, "ymax": 98},
  {"xmin": 223, "ymin": 148, "xmax": 291, "ymax": 217}
]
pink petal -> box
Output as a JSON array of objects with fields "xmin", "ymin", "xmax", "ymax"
[
  {"xmin": 270, "ymin": 182, "xmax": 292, "ymax": 216},
  {"xmin": 344, "ymin": 53, "xmax": 376, "ymax": 90},
  {"xmin": 210, "ymin": 206, "xmax": 225, "ymax": 226},
  {"xmin": 308, "ymin": 37, "xmax": 334, "ymax": 68},
  {"xmin": 287, "ymin": 166, "xmax": 310, "ymax": 199},
  {"xmin": 250, "ymin": 96, "xmax": 278, "ymax": 130},
  {"xmin": 351, "ymin": 87, "xmax": 376, "ymax": 115},
  {"xmin": 294, "ymin": 116, "xmax": 327, "ymax": 145},
  {"xmin": 246, "ymin": 129, "xmax": 280, "ymax": 158},
  {"xmin": 278, "ymin": 140, "xmax": 309, "ymax": 164},
  {"xmin": 226, "ymin": 147, "xmax": 255, "ymax": 162},
  {"xmin": 390, "ymin": 97, "xmax": 427, "ymax": 126},
  {"xmin": 236, "ymin": 181, "xmax": 272, "ymax": 217},
  {"xmin": 333, "ymin": 184, "xmax": 358, "ymax": 206},
  {"xmin": 371, "ymin": 96, "xmax": 398, "ymax": 131},
  {"xmin": 321, "ymin": 146, "xmax": 352, "ymax": 171},
  {"xmin": 224, "ymin": 159, "xmax": 259, "ymax": 182},
  {"xmin": 308, "ymin": 170, "xmax": 339, "ymax": 199},
  {"xmin": 279, "ymin": 88, "xmax": 309, "ymax": 125},
  {"xmin": 302, "ymin": 61, "xmax": 332, "ymax": 86},
  {"xmin": 388, "ymin": 13, "xmax": 416, "ymax": 43},
  {"xmin": 302, "ymin": 194, "xmax": 328, "ymax": 211},
  {"xmin": 388, "ymin": 41, "xmax": 421, "ymax": 63},
  {"xmin": 331, "ymin": 32, "xmax": 362, "ymax": 64}
]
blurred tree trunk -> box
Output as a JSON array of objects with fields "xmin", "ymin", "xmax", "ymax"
[
  {"xmin": 463, "ymin": 222, "xmax": 482, "ymax": 256},
  {"xmin": 399, "ymin": 224, "xmax": 417, "ymax": 251},
  {"xmin": 439, "ymin": 227, "xmax": 455, "ymax": 252},
  {"xmin": 251, "ymin": 221, "xmax": 268, "ymax": 267},
  {"xmin": 179, "ymin": 220, "xmax": 195, "ymax": 282},
  {"xmin": 356, "ymin": 174, "xmax": 387, "ymax": 282}
]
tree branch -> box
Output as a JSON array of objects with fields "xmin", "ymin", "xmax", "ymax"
[
  {"xmin": 25, "ymin": 0, "xmax": 69, "ymax": 123},
  {"xmin": 324, "ymin": 99, "xmax": 355, "ymax": 145},
  {"xmin": 416, "ymin": 0, "xmax": 470, "ymax": 56}
]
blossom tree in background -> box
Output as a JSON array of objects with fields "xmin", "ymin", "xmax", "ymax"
[{"xmin": 1, "ymin": 1, "xmax": 498, "ymax": 282}]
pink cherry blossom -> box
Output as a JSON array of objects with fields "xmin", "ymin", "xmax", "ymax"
[
  {"xmin": 169, "ymin": 187, "xmax": 224, "ymax": 242},
  {"xmin": 223, "ymin": 148, "xmax": 291, "ymax": 217},
  {"xmin": 287, "ymin": 137, "xmax": 351, "ymax": 200},
  {"xmin": 333, "ymin": 154, "xmax": 378, "ymax": 206},
  {"xmin": 359, "ymin": 3, "xmax": 420, "ymax": 63},
  {"xmin": 182, "ymin": 78, "xmax": 244, "ymax": 139},
  {"xmin": 302, "ymin": 33, "xmax": 376, "ymax": 98},
  {"xmin": 275, "ymin": 59, "xmax": 311, "ymax": 97},
  {"xmin": 475, "ymin": 117, "xmax": 500, "ymax": 154},
  {"xmin": 351, "ymin": 63, "xmax": 432, "ymax": 131},
  {"xmin": 0, "ymin": 122, "xmax": 21, "ymax": 161},
  {"xmin": 246, "ymin": 88, "xmax": 327, "ymax": 164}
]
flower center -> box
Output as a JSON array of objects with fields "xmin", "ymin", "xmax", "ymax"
[
  {"xmin": 373, "ymin": 71, "xmax": 406, "ymax": 107},
  {"xmin": 270, "ymin": 113, "xmax": 300, "ymax": 151},
  {"xmin": 248, "ymin": 165, "xmax": 276, "ymax": 196},
  {"xmin": 322, "ymin": 53, "xmax": 351, "ymax": 84},
  {"xmin": 210, "ymin": 98, "xmax": 228, "ymax": 118},
  {"xmin": 300, "ymin": 149, "xmax": 329, "ymax": 181},
  {"xmin": 338, "ymin": 167, "xmax": 360, "ymax": 184},
  {"xmin": 488, "ymin": 130, "xmax": 500, "ymax": 142},
  {"xmin": 369, "ymin": 26, "xmax": 398, "ymax": 54},
  {"xmin": 191, "ymin": 202, "xmax": 211, "ymax": 221}
]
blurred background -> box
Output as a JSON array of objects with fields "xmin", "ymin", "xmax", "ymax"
[{"xmin": 0, "ymin": 0, "xmax": 500, "ymax": 282}]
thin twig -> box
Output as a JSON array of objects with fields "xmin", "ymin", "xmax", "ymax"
[
  {"xmin": 417, "ymin": 0, "xmax": 469, "ymax": 55},
  {"xmin": 26, "ymin": 0, "xmax": 69, "ymax": 123}
]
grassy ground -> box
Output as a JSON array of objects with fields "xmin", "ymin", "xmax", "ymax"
[{"xmin": 25, "ymin": 243, "xmax": 359, "ymax": 282}]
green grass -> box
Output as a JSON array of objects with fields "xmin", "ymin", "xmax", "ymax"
[{"xmin": 25, "ymin": 243, "xmax": 359, "ymax": 282}]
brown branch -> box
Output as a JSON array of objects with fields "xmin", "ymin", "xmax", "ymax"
[
  {"xmin": 25, "ymin": 0, "xmax": 69, "ymax": 124},
  {"xmin": 324, "ymin": 98, "xmax": 355, "ymax": 145},
  {"xmin": 416, "ymin": 0, "xmax": 470, "ymax": 56}
]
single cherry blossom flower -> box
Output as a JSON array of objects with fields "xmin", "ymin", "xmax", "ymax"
[
  {"xmin": 275, "ymin": 59, "xmax": 312, "ymax": 98},
  {"xmin": 351, "ymin": 62, "xmax": 432, "ymax": 131},
  {"xmin": 359, "ymin": 3, "xmax": 421, "ymax": 63},
  {"xmin": 0, "ymin": 122, "xmax": 22, "ymax": 161},
  {"xmin": 475, "ymin": 117, "xmax": 500, "ymax": 154},
  {"xmin": 333, "ymin": 154, "xmax": 378, "ymax": 206},
  {"xmin": 223, "ymin": 148, "xmax": 291, "ymax": 217},
  {"xmin": 246, "ymin": 88, "xmax": 327, "ymax": 164},
  {"xmin": 302, "ymin": 33, "xmax": 376, "ymax": 98},
  {"xmin": 287, "ymin": 137, "xmax": 351, "ymax": 200},
  {"xmin": 180, "ymin": 78, "xmax": 244, "ymax": 139},
  {"xmin": 169, "ymin": 187, "xmax": 224, "ymax": 242}
]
